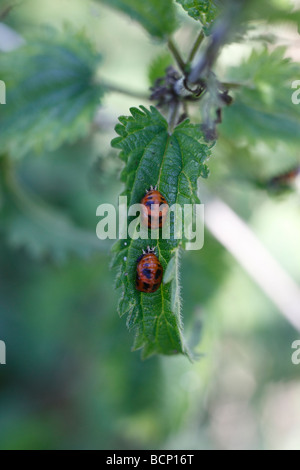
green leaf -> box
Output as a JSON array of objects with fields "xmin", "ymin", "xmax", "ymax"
[
  {"xmin": 111, "ymin": 106, "xmax": 211, "ymax": 358},
  {"xmin": 176, "ymin": 0, "xmax": 221, "ymax": 29},
  {"xmin": 148, "ymin": 52, "xmax": 174, "ymax": 86},
  {"xmin": 0, "ymin": 27, "xmax": 104, "ymax": 159},
  {"xmin": 220, "ymin": 47, "xmax": 300, "ymax": 145},
  {"xmin": 98, "ymin": 0, "xmax": 177, "ymax": 39}
]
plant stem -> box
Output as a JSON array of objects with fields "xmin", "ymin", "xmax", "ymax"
[
  {"xmin": 168, "ymin": 38, "xmax": 186, "ymax": 73},
  {"xmin": 188, "ymin": 0, "xmax": 246, "ymax": 84},
  {"xmin": 204, "ymin": 192, "xmax": 300, "ymax": 333},
  {"xmin": 102, "ymin": 81, "xmax": 149, "ymax": 100},
  {"xmin": 0, "ymin": 2, "xmax": 18, "ymax": 20},
  {"xmin": 168, "ymin": 102, "xmax": 180, "ymax": 133},
  {"xmin": 187, "ymin": 30, "xmax": 205, "ymax": 64}
]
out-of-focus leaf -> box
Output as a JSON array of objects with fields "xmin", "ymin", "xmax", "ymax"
[
  {"xmin": 5, "ymin": 212, "xmax": 106, "ymax": 262},
  {"xmin": 111, "ymin": 106, "xmax": 211, "ymax": 359},
  {"xmin": 221, "ymin": 102, "xmax": 300, "ymax": 145},
  {"xmin": 0, "ymin": 27, "xmax": 104, "ymax": 159},
  {"xmin": 243, "ymin": 0, "xmax": 300, "ymax": 27},
  {"xmin": 220, "ymin": 47, "xmax": 300, "ymax": 144},
  {"xmin": 97, "ymin": 0, "xmax": 177, "ymax": 39},
  {"xmin": 0, "ymin": 161, "xmax": 107, "ymax": 262}
]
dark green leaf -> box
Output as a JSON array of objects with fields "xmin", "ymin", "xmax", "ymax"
[{"xmin": 111, "ymin": 106, "xmax": 211, "ymax": 358}]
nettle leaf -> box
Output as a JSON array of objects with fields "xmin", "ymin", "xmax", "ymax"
[
  {"xmin": 98, "ymin": 0, "xmax": 177, "ymax": 39},
  {"xmin": 0, "ymin": 28, "xmax": 104, "ymax": 159},
  {"xmin": 111, "ymin": 106, "xmax": 211, "ymax": 359},
  {"xmin": 220, "ymin": 47, "xmax": 300, "ymax": 145},
  {"xmin": 176, "ymin": 0, "xmax": 221, "ymax": 30}
]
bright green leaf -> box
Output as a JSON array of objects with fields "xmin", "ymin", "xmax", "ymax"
[
  {"xmin": 0, "ymin": 28, "xmax": 104, "ymax": 159},
  {"xmin": 98, "ymin": 0, "xmax": 177, "ymax": 39},
  {"xmin": 111, "ymin": 106, "xmax": 211, "ymax": 358}
]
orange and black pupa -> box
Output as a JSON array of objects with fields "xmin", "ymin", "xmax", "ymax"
[
  {"xmin": 135, "ymin": 247, "xmax": 163, "ymax": 293},
  {"xmin": 140, "ymin": 186, "xmax": 169, "ymax": 229}
]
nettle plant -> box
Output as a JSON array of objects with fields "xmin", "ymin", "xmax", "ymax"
[{"xmin": 1, "ymin": 0, "xmax": 300, "ymax": 358}]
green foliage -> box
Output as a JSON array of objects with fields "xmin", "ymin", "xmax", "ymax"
[
  {"xmin": 111, "ymin": 106, "xmax": 211, "ymax": 358},
  {"xmin": 4, "ymin": 210, "xmax": 104, "ymax": 262},
  {"xmin": 244, "ymin": 0, "xmax": 300, "ymax": 26},
  {"xmin": 0, "ymin": 153, "xmax": 108, "ymax": 262},
  {"xmin": 1, "ymin": 0, "xmax": 300, "ymax": 451},
  {"xmin": 220, "ymin": 47, "xmax": 300, "ymax": 144},
  {"xmin": 0, "ymin": 28, "xmax": 104, "ymax": 159},
  {"xmin": 98, "ymin": 0, "xmax": 177, "ymax": 39},
  {"xmin": 176, "ymin": 0, "xmax": 221, "ymax": 29},
  {"xmin": 148, "ymin": 52, "xmax": 174, "ymax": 86},
  {"xmin": 0, "ymin": 1, "xmax": 14, "ymax": 20}
]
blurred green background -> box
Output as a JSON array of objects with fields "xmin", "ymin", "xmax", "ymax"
[{"xmin": 0, "ymin": 0, "xmax": 300, "ymax": 450}]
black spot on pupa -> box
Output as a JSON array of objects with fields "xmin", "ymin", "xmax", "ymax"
[
  {"xmin": 155, "ymin": 269, "xmax": 162, "ymax": 280},
  {"xmin": 142, "ymin": 268, "xmax": 152, "ymax": 279},
  {"xmin": 143, "ymin": 282, "xmax": 150, "ymax": 290},
  {"xmin": 152, "ymin": 283, "xmax": 160, "ymax": 290}
]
